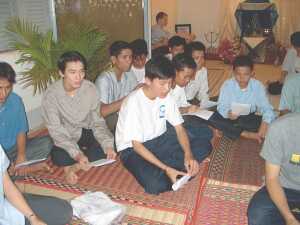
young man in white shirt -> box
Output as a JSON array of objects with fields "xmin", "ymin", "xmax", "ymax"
[
  {"xmin": 95, "ymin": 41, "xmax": 138, "ymax": 132},
  {"xmin": 185, "ymin": 41, "xmax": 209, "ymax": 106},
  {"xmin": 129, "ymin": 39, "xmax": 148, "ymax": 84},
  {"xmin": 170, "ymin": 53, "xmax": 213, "ymax": 143},
  {"xmin": 115, "ymin": 56, "xmax": 211, "ymax": 195},
  {"xmin": 169, "ymin": 53, "xmax": 198, "ymax": 113},
  {"xmin": 165, "ymin": 36, "xmax": 186, "ymax": 61}
]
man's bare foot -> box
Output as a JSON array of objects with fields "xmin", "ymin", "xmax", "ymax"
[
  {"xmin": 64, "ymin": 164, "xmax": 81, "ymax": 185},
  {"xmin": 213, "ymin": 128, "xmax": 223, "ymax": 138},
  {"xmin": 241, "ymin": 131, "xmax": 262, "ymax": 144}
]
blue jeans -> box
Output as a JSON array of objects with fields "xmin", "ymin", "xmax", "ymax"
[
  {"xmin": 6, "ymin": 135, "xmax": 53, "ymax": 162},
  {"xmin": 120, "ymin": 125, "xmax": 212, "ymax": 195},
  {"xmin": 248, "ymin": 186, "xmax": 300, "ymax": 225}
]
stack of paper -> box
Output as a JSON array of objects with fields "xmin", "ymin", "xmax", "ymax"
[
  {"xmin": 90, "ymin": 159, "xmax": 116, "ymax": 167},
  {"xmin": 231, "ymin": 102, "xmax": 251, "ymax": 116},
  {"xmin": 15, "ymin": 158, "xmax": 47, "ymax": 169}
]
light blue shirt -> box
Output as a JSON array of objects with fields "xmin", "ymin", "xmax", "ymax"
[
  {"xmin": 282, "ymin": 48, "xmax": 300, "ymax": 75},
  {"xmin": 0, "ymin": 145, "xmax": 25, "ymax": 225},
  {"xmin": 279, "ymin": 73, "xmax": 300, "ymax": 113},
  {"xmin": 217, "ymin": 78, "xmax": 276, "ymax": 123},
  {"xmin": 95, "ymin": 69, "xmax": 138, "ymax": 104},
  {"xmin": 0, "ymin": 92, "xmax": 28, "ymax": 151}
]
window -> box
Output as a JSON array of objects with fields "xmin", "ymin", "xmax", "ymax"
[{"xmin": 0, "ymin": 0, "xmax": 56, "ymax": 51}]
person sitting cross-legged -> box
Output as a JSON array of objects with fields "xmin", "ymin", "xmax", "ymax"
[
  {"xmin": 115, "ymin": 56, "xmax": 211, "ymax": 195},
  {"xmin": 208, "ymin": 55, "xmax": 276, "ymax": 143},
  {"xmin": 0, "ymin": 62, "xmax": 52, "ymax": 176},
  {"xmin": 42, "ymin": 51, "xmax": 116, "ymax": 184}
]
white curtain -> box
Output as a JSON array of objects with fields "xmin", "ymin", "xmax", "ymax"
[
  {"xmin": 272, "ymin": 0, "xmax": 300, "ymax": 46},
  {"xmin": 217, "ymin": 0, "xmax": 242, "ymax": 41}
]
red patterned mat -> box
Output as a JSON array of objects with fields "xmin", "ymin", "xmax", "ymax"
[
  {"xmin": 16, "ymin": 159, "xmax": 209, "ymax": 225},
  {"xmin": 195, "ymin": 179, "xmax": 260, "ymax": 225},
  {"xmin": 208, "ymin": 136, "xmax": 265, "ymax": 186}
]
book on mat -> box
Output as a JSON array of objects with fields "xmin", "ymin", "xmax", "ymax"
[
  {"xmin": 15, "ymin": 158, "xmax": 47, "ymax": 169},
  {"xmin": 183, "ymin": 109, "xmax": 214, "ymax": 120},
  {"xmin": 90, "ymin": 158, "xmax": 116, "ymax": 167}
]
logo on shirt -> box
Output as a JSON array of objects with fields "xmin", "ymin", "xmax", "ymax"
[
  {"xmin": 159, "ymin": 105, "xmax": 166, "ymax": 118},
  {"xmin": 290, "ymin": 153, "xmax": 300, "ymax": 165}
]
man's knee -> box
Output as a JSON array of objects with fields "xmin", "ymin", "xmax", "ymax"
[
  {"xmin": 192, "ymin": 140, "xmax": 212, "ymax": 162},
  {"xmin": 247, "ymin": 200, "xmax": 263, "ymax": 225},
  {"xmin": 247, "ymin": 193, "xmax": 273, "ymax": 225}
]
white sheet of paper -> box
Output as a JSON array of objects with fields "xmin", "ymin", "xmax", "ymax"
[
  {"xmin": 15, "ymin": 158, "xmax": 47, "ymax": 168},
  {"xmin": 183, "ymin": 110, "xmax": 214, "ymax": 120},
  {"xmin": 90, "ymin": 159, "xmax": 116, "ymax": 167},
  {"xmin": 200, "ymin": 100, "xmax": 218, "ymax": 109},
  {"xmin": 231, "ymin": 102, "xmax": 251, "ymax": 116}
]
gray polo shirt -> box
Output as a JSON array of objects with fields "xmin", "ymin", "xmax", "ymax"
[
  {"xmin": 42, "ymin": 79, "xmax": 114, "ymax": 158},
  {"xmin": 95, "ymin": 69, "xmax": 137, "ymax": 104},
  {"xmin": 260, "ymin": 113, "xmax": 300, "ymax": 191},
  {"xmin": 151, "ymin": 24, "xmax": 170, "ymax": 45}
]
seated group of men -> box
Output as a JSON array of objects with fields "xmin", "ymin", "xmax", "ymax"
[{"xmin": 1, "ymin": 29, "xmax": 300, "ymax": 224}]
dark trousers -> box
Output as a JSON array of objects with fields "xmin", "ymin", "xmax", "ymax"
[
  {"xmin": 24, "ymin": 193, "xmax": 73, "ymax": 225},
  {"xmin": 120, "ymin": 125, "xmax": 212, "ymax": 195},
  {"xmin": 208, "ymin": 111, "xmax": 262, "ymax": 140},
  {"xmin": 51, "ymin": 129, "xmax": 106, "ymax": 166},
  {"xmin": 247, "ymin": 186, "xmax": 300, "ymax": 225}
]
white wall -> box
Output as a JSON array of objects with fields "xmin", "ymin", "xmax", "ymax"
[
  {"xmin": 151, "ymin": 0, "xmax": 222, "ymax": 47},
  {"xmin": 177, "ymin": 0, "xmax": 221, "ymax": 46},
  {"xmin": 1, "ymin": 51, "xmax": 44, "ymax": 129}
]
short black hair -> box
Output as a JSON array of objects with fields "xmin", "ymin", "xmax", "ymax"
[
  {"xmin": 168, "ymin": 36, "xmax": 186, "ymax": 49},
  {"xmin": 109, "ymin": 41, "xmax": 131, "ymax": 57},
  {"xmin": 291, "ymin": 31, "xmax": 300, "ymax": 48},
  {"xmin": 0, "ymin": 62, "xmax": 16, "ymax": 83},
  {"xmin": 172, "ymin": 53, "xmax": 196, "ymax": 72},
  {"xmin": 156, "ymin": 12, "xmax": 168, "ymax": 23},
  {"xmin": 145, "ymin": 55, "xmax": 175, "ymax": 80},
  {"xmin": 130, "ymin": 39, "xmax": 148, "ymax": 58},
  {"xmin": 57, "ymin": 51, "xmax": 87, "ymax": 73},
  {"xmin": 232, "ymin": 55, "xmax": 254, "ymax": 70},
  {"xmin": 185, "ymin": 41, "xmax": 206, "ymax": 56}
]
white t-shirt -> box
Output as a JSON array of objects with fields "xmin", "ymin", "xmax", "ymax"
[
  {"xmin": 116, "ymin": 88, "xmax": 184, "ymax": 152},
  {"xmin": 169, "ymin": 85, "xmax": 190, "ymax": 108},
  {"xmin": 131, "ymin": 66, "xmax": 145, "ymax": 84},
  {"xmin": 0, "ymin": 145, "xmax": 25, "ymax": 225},
  {"xmin": 95, "ymin": 69, "xmax": 138, "ymax": 104},
  {"xmin": 185, "ymin": 67, "xmax": 209, "ymax": 102}
]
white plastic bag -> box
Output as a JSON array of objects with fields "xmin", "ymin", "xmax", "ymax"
[{"xmin": 71, "ymin": 192, "xmax": 126, "ymax": 225}]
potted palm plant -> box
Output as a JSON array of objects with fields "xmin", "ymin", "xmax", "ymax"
[{"xmin": 6, "ymin": 17, "xmax": 109, "ymax": 94}]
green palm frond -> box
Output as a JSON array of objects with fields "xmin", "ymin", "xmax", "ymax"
[{"xmin": 5, "ymin": 17, "xmax": 108, "ymax": 94}]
